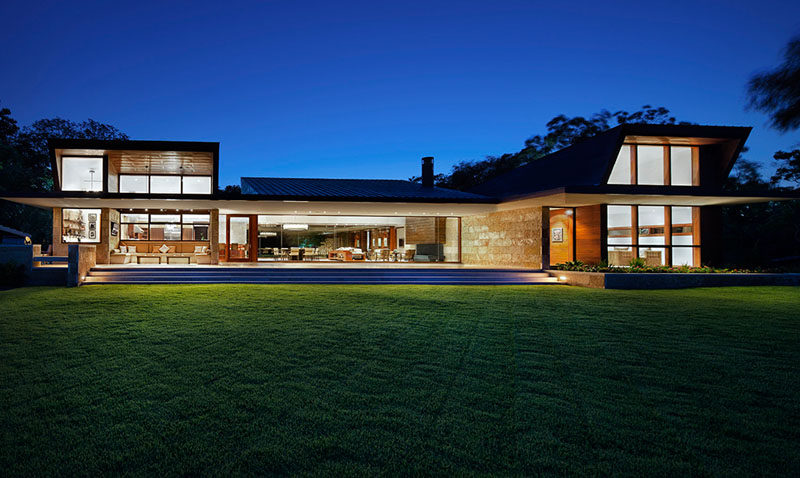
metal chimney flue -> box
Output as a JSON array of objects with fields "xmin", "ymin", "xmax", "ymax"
[{"xmin": 421, "ymin": 156, "xmax": 434, "ymax": 187}]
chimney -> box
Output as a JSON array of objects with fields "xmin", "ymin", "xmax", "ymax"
[{"xmin": 421, "ymin": 156, "xmax": 434, "ymax": 187}]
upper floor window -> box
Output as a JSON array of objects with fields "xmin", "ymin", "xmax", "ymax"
[
  {"xmin": 116, "ymin": 174, "xmax": 212, "ymax": 194},
  {"xmin": 607, "ymin": 145, "xmax": 697, "ymax": 186},
  {"xmin": 62, "ymin": 157, "xmax": 103, "ymax": 192}
]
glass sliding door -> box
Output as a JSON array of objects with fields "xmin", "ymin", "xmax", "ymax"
[{"xmin": 227, "ymin": 216, "xmax": 252, "ymax": 261}]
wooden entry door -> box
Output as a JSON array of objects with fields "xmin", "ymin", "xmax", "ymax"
[
  {"xmin": 226, "ymin": 215, "xmax": 257, "ymax": 262},
  {"xmin": 548, "ymin": 207, "xmax": 575, "ymax": 267}
]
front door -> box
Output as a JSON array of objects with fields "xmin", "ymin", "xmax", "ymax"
[{"xmin": 227, "ymin": 215, "xmax": 254, "ymax": 261}]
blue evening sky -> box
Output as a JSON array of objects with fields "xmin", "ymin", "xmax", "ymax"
[{"xmin": 2, "ymin": 0, "xmax": 799, "ymax": 187}]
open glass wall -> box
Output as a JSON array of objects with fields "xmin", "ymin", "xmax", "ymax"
[{"xmin": 250, "ymin": 215, "xmax": 460, "ymax": 262}]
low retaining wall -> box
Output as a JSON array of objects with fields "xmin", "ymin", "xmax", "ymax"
[
  {"xmin": 0, "ymin": 244, "xmax": 95, "ymax": 287},
  {"xmin": 547, "ymin": 270, "xmax": 800, "ymax": 289}
]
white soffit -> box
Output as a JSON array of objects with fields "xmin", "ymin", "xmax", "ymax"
[{"xmin": 1, "ymin": 197, "xmax": 496, "ymax": 216}]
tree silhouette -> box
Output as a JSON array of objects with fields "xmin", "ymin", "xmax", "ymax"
[
  {"xmin": 747, "ymin": 35, "xmax": 800, "ymax": 132},
  {"xmin": 0, "ymin": 105, "xmax": 128, "ymax": 244}
]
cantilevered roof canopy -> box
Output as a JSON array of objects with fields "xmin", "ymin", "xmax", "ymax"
[{"xmin": 4, "ymin": 187, "xmax": 795, "ymax": 218}]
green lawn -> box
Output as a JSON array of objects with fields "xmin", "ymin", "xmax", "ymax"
[{"xmin": 1, "ymin": 285, "xmax": 799, "ymax": 476}]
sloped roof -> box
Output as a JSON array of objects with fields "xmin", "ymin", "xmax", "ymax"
[
  {"xmin": 469, "ymin": 124, "xmax": 751, "ymax": 201},
  {"xmin": 0, "ymin": 225, "xmax": 31, "ymax": 238},
  {"xmin": 240, "ymin": 177, "xmax": 494, "ymax": 203}
]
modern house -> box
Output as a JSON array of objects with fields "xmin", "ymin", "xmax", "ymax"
[{"xmin": 2, "ymin": 124, "xmax": 792, "ymax": 270}]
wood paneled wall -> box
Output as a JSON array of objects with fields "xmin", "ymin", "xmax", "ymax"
[
  {"xmin": 575, "ymin": 205, "xmax": 603, "ymax": 264},
  {"xmin": 405, "ymin": 217, "xmax": 446, "ymax": 244}
]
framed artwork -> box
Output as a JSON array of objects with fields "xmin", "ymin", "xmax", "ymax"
[
  {"xmin": 551, "ymin": 227, "xmax": 563, "ymax": 243},
  {"xmin": 111, "ymin": 221, "xmax": 119, "ymax": 237}
]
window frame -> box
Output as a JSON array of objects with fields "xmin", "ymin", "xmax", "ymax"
[
  {"xmin": 605, "ymin": 204, "xmax": 701, "ymax": 267},
  {"xmin": 60, "ymin": 156, "xmax": 106, "ymax": 193},
  {"xmin": 61, "ymin": 208, "xmax": 102, "ymax": 243},
  {"xmin": 609, "ymin": 144, "xmax": 699, "ymax": 186},
  {"xmin": 119, "ymin": 211, "xmax": 211, "ymax": 241},
  {"xmin": 116, "ymin": 174, "xmax": 213, "ymax": 195}
]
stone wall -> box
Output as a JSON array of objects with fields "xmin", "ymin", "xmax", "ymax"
[
  {"xmin": 210, "ymin": 209, "xmax": 220, "ymax": 264},
  {"xmin": 108, "ymin": 209, "xmax": 120, "ymax": 254},
  {"xmin": 51, "ymin": 208, "xmax": 68, "ymax": 257},
  {"xmin": 67, "ymin": 244, "xmax": 96, "ymax": 287},
  {"xmin": 461, "ymin": 207, "xmax": 543, "ymax": 269}
]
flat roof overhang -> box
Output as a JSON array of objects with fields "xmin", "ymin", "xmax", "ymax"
[
  {"xmin": 495, "ymin": 186, "xmax": 799, "ymax": 210},
  {"xmin": 1, "ymin": 195, "xmax": 498, "ymax": 216},
  {"xmin": 5, "ymin": 186, "xmax": 796, "ymax": 216}
]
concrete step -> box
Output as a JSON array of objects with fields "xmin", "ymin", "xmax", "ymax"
[
  {"xmin": 84, "ymin": 267, "xmax": 557, "ymax": 285},
  {"xmin": 86, "ymin": 271, "xmax": 552, "ymax": 278},
  {"xmin": 82, "ymin": 278, "xmax": 559, "ymax": 285}
]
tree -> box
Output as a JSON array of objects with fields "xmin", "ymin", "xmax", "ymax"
[
  {"xmin": 217, "ymin": 184, "xmax": 242, "ymax": 198},
  {"xmin": 414, "ymin": 105, "xmax": 692, "ymax": 191},
  {"xmin": 771, "ymin": 149, "xmax": 800, "ymax": 186},
  {"xmin": 747, "ymin": 35, "xmax": 800, "ymax": 132},
  {"xmin": 0, "ymin": 105, "xmax": 128, "ymax": 244}
]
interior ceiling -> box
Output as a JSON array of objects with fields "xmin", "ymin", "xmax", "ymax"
[
  {"xmin": 623, "ymin": 136, "xmax": 734, "ymax": 146},
  {"xmin": 58, "ymin": 149, "xmax": 214, "ymax": 175}
]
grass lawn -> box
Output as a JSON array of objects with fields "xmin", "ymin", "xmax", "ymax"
[{"xmin": 1, "ymin": 285, "xmax": 799, "ymax": 476}]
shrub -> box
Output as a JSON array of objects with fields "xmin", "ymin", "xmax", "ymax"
[
  {"xmin": 0, "ymin": 262, "xmax": 27, "ymax": 288},
  {"xmin": 550, "ymin": 261, "xmax": 776, "ymax": 274},
  {"xmin": 628, "ymin": 257, "xmax": 646, "ymax": 268}
]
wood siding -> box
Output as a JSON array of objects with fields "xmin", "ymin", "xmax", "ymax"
[{"xmin": 575, "ymin": 205, "xmax": 603, "ymax": 264}]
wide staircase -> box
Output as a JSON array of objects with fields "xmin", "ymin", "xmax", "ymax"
[{"xmin": 82, "ymin": 267, "xmax": 559, "ymax": 285}]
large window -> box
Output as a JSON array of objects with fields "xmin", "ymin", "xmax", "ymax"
[
  {"xmin": 62, "ymin": 208, "xmax": 101, "ymax": 243},
  {"xmin": 150, "ymin": 176, "xmax": 181, "ymax": 194},
  {"xmin": 607, "ymin": 145, "xmax": 697, "ymax": 186},
  {"xmin": 607, "ymin": 145, "xmax": 631, "ymax": 184},
  {"xmin": 62, "ymin": 157, "xmax": 103, "ymax": 192},
  {"xmin": 119, "ymin": 175, "xmax": 148, "ymax": 193},
  {"xmin": 606, "ymin": 205, "xmax": 700, "ymax": 267},
  {"xmin": 116, "ymin": 174, "xmax": 212, "ymax": 195},
  {"xmin": 183, "ymin": 176, "xmax": 212, "ymax": 194},
  {"xmin": 637, "ymin": 146, "xmax": 664, "ymax": 185},
  {"xmin": 120, "ymin": 212, "xmax": 210, "ymax": 241},
  {"xmin": 670, "ymin": 147, "xmax": 693, "ymax": 186}
]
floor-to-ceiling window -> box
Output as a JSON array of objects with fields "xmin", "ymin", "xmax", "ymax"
[{"xmin": 606, "ymin": 205, "xmax": 700, "ymax": 267}]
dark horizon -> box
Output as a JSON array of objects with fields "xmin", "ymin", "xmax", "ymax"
[{"xmin": 2, "ymin": 0, "xmax": 798, "ymax": 187}]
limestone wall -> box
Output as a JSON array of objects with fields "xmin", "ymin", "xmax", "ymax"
[
  {"xmin": 461, "ymin": 207, "xmax": 544, "ymax": 269},
  {"xmin": 67, "ymin": 244, "xmax": 96, "ymax": 287}
]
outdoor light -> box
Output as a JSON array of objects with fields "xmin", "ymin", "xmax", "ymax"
[
  {"xmin": 559, "ymin": 276, "xmax": 567, "ymax": 281},
  {"xmin": 283, "ymin": 224, "xmax": 309, "ymax": 230}
]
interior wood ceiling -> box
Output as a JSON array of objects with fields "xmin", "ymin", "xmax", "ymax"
[
  {"xmin": 623, "ymin": 136, "xmax": 733, "ymax": 146},
  {"xmin": 109, "ymin": 150, "xmax": 213, "ymax": 175}
]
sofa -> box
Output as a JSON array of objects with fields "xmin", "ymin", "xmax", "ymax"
[{"xmin": 110, "ymin": 243, "xmax": 212, "ymax": 264}]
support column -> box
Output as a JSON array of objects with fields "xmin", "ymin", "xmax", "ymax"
[
  {"xmin": 52, "ymin": 208, "xmax": 68, "ymax": 257},
  {"xmin": 541, "ymin": 207, "xmax": 550, "ymax": 269},
  {"xmin": 210, "ymin": 209, "xmax": 220, "ymax": 264}
]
